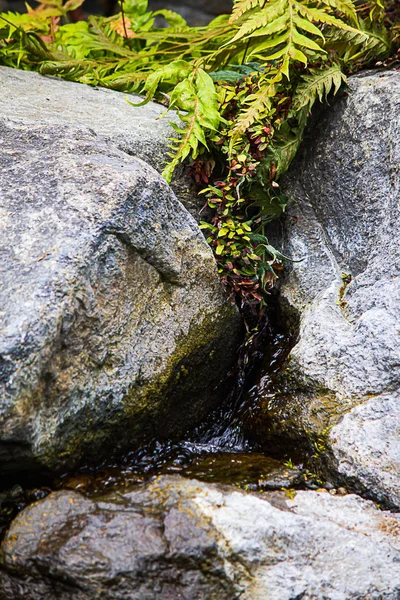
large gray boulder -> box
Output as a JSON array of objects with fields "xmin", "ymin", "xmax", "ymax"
[
  {"xmin": 0, "ymin": 66, "xmax": 200, "ymax": 216},
  {"xmin": 1, "ymin": 475, "xmax": 400, "ymax": 599},
  {"xmin": 256, "ymin": 71, "xmax": 400, "ymax": 508},
  {"xmin": 0, "ymin": 68, "xmax": 241, "ymax": 474},
  {"xmin": 0, "ymin": 66, "xmax": 173, "ymax": 170}
]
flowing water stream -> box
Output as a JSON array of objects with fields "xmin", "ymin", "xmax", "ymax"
[
  {"xmin": 0, "ymin": 320, "xmax": 325, "ymax": 538},
  {"xmin": 54, "ymin": 327, "xmax": 312, "ymax": 496}
]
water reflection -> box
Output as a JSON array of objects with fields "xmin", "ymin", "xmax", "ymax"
[{"xmin": 56, "ymin": 330, "xmax": 302, "ymax": 496}]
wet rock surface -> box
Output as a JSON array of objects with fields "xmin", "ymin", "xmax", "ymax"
[
  {"xmin": 181, "ymin": 452, "xmax": 304, "ymax": 490},
  {"xmin": 262, "ymin": 70, "xmax": 400, "ymax": 507},
  {"xmin": 329, "ymin": 393, "xmax": 400, "ymax": 508},
  {"xmin": 0, "ymin": 70, "xmax": 241, "ymax": 475},
  {"xmin": 1, "ymin": 475, "xmax": 400, "ymax": 600},
  {"xmin": 55, "ymin": 451, "xmax": 305, "ymax": 496}
]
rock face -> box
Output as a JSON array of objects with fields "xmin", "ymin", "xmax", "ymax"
[
  {"xmin": 0, "ymin": 67, "xmax": 173, "ymax": 170},
  {"xmin": 0, "ymin": 66, "xmax": 202, "ymax": 217},
  {"xmin": 0, "ymin": 67, "xmax": 241, "ymax": 474},
  {"xmin": 257, "ymin": 71, "xmax": 400, "ymax": 508},
  {"xmin": 1, "ymin": 475, "xmax": 400, "ymax": 599}
]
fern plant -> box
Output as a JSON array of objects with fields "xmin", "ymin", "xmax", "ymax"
[{"xmin": 0, "ymin": 0, "xmax": 397, "ymax": 320}]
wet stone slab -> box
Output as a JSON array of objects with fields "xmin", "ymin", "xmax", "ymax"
[{"xmin": 1, "ymin": 475, "xmax": 400, "ymax": 600}]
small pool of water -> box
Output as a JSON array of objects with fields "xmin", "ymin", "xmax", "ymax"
[
  {"xmin": 54, "ymin": 329, "xmax": 314, "ymax": 497},
  {"xmin": 56, "ymin": 450, "xmax": 307, "ymax": 496}
]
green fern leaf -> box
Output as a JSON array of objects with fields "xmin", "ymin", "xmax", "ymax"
[
  {"xmin": 229, "ymin": 78, "xmax": 276, "ymax": 147},
  {"xmin": 230, "ymin": 0, "xmax": 267, "ymax": 23},
  {"xmin": 320, "ymin": 0, "xmax": 358, "ymax": 23},
  {"xmin": 291, "ymin": 63, "xmax": 347, "ymax": 113},
  {"xmin": 292, "ymin": 14, "xmax": 324, "ymax": 40},
  {"xmin": 292, "ymin": 27, "xmax": 324, "ymax": 51},
  {"xmin": 272, "ymin": 130, "xmax": 303, "ymax": 177},
  {"xmin": 248, "ymin": 31, "xmax": 289, "ymax": 58},
  {"xmin": 343, "ymin": 19, "xmax": 390, "ymax": 62},
  {"xmin": 228, "ymin": 3, "xmax": 287, "ymax": 44},
  {"xmin": 323, "ymin": 17, "xmax": 389, "ymax": 63},
  {"xmin": 162, "ymin": 68, "xmax": 220, "ymax": 182},
  {"xmin": 127, "ymin": 59, "xmax": 192, "ymax": 106},
  {"xmin": 229, "ymin": 0, "xmax": 364, "ymax": 78},
  {"xmin": 295, "ymin": 2, "xmax": 362, "ymax": 36}
]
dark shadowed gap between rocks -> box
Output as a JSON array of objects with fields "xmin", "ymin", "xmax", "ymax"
[{"xmin": 54, "ymin": 298, "xmax": 303, "ymax": 493}]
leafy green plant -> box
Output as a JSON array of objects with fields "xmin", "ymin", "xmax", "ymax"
[{"xmin": 0, "ymin": 0, "xmax": 397, "ymax": 320}]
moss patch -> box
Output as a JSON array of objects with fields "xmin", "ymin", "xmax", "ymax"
[{"xmin": 39, "ymin": 302, "xmax": 242, "ymax": 473}]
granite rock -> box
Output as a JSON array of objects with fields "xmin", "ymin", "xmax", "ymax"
[
  {"xmin": 1, "ymin": 476, "xmax": 399, "ymax": 599},
  {"xmin": 0, "ymin": 66, "xmax": 203, "ymax": 217},
  {"xmin": 256, "ymin": 70, "xmax": 400, "ymax": 508},
  {"xmin": 0, "ymin": 70, "xmax": 241, "ymax": 474}
]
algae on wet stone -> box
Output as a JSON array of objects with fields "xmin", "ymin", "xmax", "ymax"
[{"xmin": 124, "ymin": 304, "xmax": 237, "ymax": 417}]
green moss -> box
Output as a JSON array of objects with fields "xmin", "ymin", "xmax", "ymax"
[
  {"xmin": 123, "ymin": 302, "xmax": 237, "ymax": 417},
  {"xmin": 39, "ymin": 302, "xmax": 241, "ymax": 472},
  {"xmin": 245, "ymin": 348, "xmax": 367, "ymax": 459}
]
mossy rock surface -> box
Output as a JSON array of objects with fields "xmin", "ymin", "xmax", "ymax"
[{"xmin": 0, "ymin": 68, "xmax": 242, "ymax": 475}]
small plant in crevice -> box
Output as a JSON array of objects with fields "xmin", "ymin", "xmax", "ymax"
[{"xmin": 0, "ymin": 0, "xmax": 398, "ymax": 324}]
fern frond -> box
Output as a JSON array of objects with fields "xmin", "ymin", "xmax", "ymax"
[
  {"xmin": 274, "ymin": 135, "xmax": 302, "ymax": 176},
  {"xmin": 162, "ymin": 68, "xmax": 220, "ymax": 182},
  {"xmin": 232, "ymin": 93, "xmax": 272, "ymax": 140},
  {"xmin": 101, "ymin": 70, "xmax": 148, "ymax": 91},
  {"xmin": 226, "ymin": 0, "xmax": 364, "ymax": 78},
  {"xmin": 228, "ymin": 3, "xmax": 287, "ymax": 44},
  {"xmin": 319, "ymin": 0, "xmax": 358, "ymax": 24},
  {"xmin": 267, "ymin": 117, "xmax": 308, "ymax": 177},
  {"xmin": 63, "ymin": 17, "xmax": 134, "ymax": 58},
  {"xmin": 294, "ymin": 2, "xmax": 362, "ymax": 36},
  {"xmin": 230, "ymin": 0, "xmax": 266, "ymax": 23},
  {"xmin": 228, "ymin": 77, "xmax": 277, "ymax": 151},
  {"xmin": 323, "ymin": 18, "xmax": 389, "ymax": 63},
  {"xmin": 343, "ymin": 19, "xmax": 390, "ymax": 62},
  {"xmin": 128, "ymin": 59, "xmax": 192, "ymax": 106},
  {"xmin": 323, "ymin": 25, "xmax": 367, "ymax": 48},
  {"xmin": 290, "ymin": 64, "xmax": 347, "ymax": 113}
]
